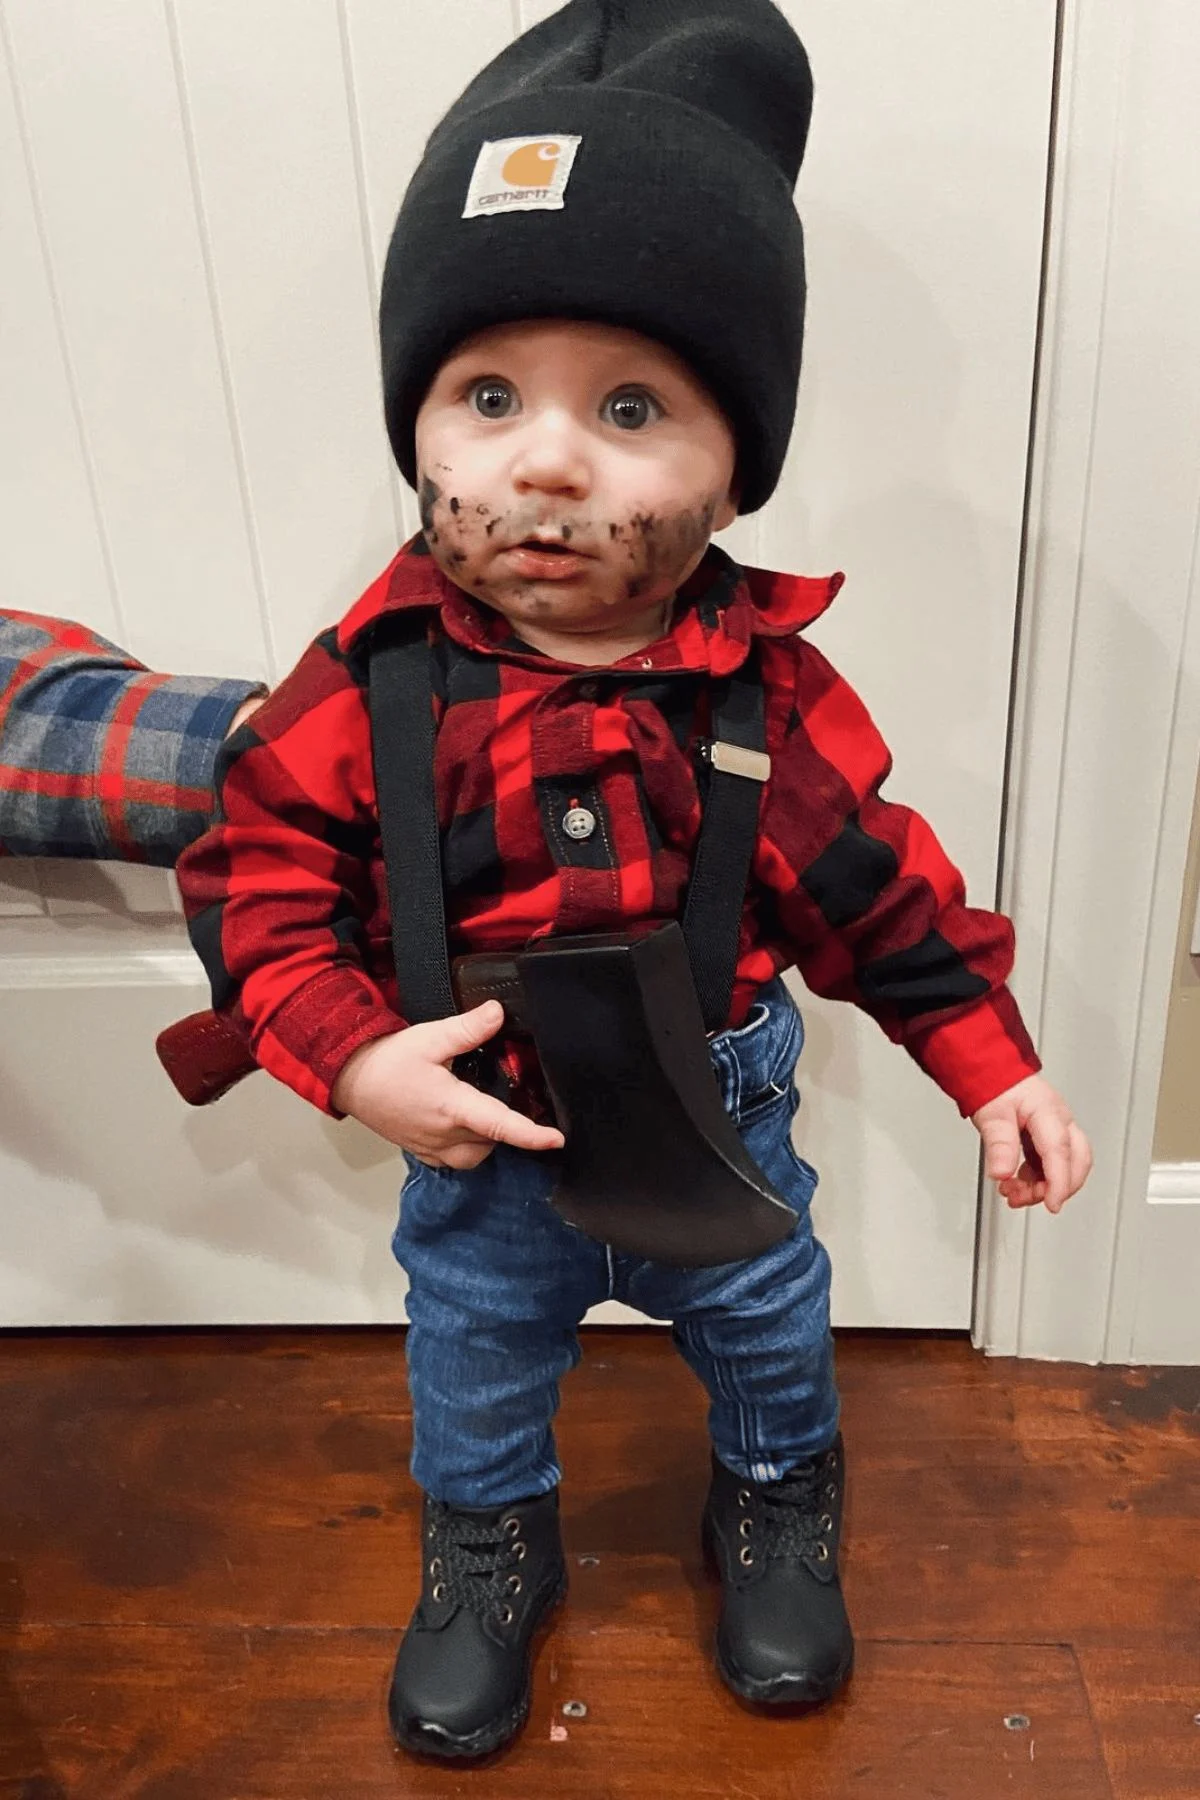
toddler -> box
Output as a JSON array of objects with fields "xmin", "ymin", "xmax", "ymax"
[{"xmin": 162, "ymin": 0, "xmax": 1091, "ymax": 1762}]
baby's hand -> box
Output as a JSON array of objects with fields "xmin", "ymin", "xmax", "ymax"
[
  {"xmin": 329, "ymin": 1000, "xmax": 564, "ymax": 1170},
  {"xmin": 971, "ymin": 1074, "xmax": 1093, "ymax": 1215}
]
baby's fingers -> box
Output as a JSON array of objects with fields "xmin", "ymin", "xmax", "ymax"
[
  {"xmin": 451, "ymin": 1082, "xmax": 565, "ymax": 1155},
  {"xmin": 1033, "ymin": 1116, "xmax": 1072, "ymax": 1212},
  {"xmin": 978, "ymin": 1116, "xmax": 1023, "ymax": 1183},
  {"xmin": 1000, "ymin": 1164, "xmax": 1040, "ymax": 1208},
  {"xmin": 1065, "ymin": 1121, "xmax": 1092, "ymax": 1201}
]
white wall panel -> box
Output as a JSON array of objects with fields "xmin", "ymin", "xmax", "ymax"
[
  {"xmin": 754, "ymin": 1, "xmax": 1056, "ymax": 1330},
  {"xmin": 0, "ymin": 1, "xmax": 1059, "ymax": 1329},
  {"xmin": 167, "ymin": 0, "xmax": 404, "ymax": 670},
  {"xmin": 0, "ymin": 13, "xmax": 119, "ymax": 633},
  {"xmin": 1, "ymin": 0, "xmax": 269, "ymax": 682},
  {"xmin": 340, "ymin": 0, "xmax": 517, "ymax": 545}
]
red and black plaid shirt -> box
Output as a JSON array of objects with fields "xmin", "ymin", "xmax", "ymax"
[{"xmin": 175, "ymin": 534, "xmax": 1040, "ymax": 1121}]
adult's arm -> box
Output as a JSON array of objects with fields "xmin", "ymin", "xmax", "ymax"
[{"xmin": 0, "ymin": 610, "xmax": 268, "ymax": 864}]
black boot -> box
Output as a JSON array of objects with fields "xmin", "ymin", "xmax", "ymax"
[
  {"xmin": 388, "ymin": 1487, "xmax": 567, "ymax": 1759},
  {"xmin": 702, "ymin": 1432, "xmax": 854, "ymax": 1706}
]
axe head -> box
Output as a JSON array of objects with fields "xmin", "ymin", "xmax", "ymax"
[{"xmin": 511, "ymin": 923, "xmax": 799, "ymax": 1267}]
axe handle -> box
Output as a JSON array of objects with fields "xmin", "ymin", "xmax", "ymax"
[{"xmin": 451, "ymin": 952, "xmax": 535, "ymax": 1035}]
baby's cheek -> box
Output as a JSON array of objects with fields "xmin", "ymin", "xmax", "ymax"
[
  {"xmin": 610, "ymin": 495, "xmax": 720, "ymax": 595},
  {"xmin": 417, "ymin": 474, "xmax": 501, "ymax": 575}
]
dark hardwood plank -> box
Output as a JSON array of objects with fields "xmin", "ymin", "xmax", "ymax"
[
  {"xmin": 0, "ymin": 1626, "xmax": 1111, "ymax": 1799},
  {"xmin": 826, "ymin": 1350, "xmax": 1200, "ymax": 1651},
  {"xmin": 0, "ymin": 1328, "xmax": 1196, "ymax": 1796},
  {"xmin": 0, "ymin": 1331, "xmax": 415, "ymax": 1629},
  {"xmin": 8, "ymin": 1330, "xmax": 1195, "ymax": 1649},
  {"xmin": 1075, "ymin": 1646, "xmax": 1200, "ymax": 1800}
]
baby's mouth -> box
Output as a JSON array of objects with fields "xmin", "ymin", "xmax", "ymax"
[
  {"xmin": 502, "ymin": 539, "xmax": 593, "ymax": 579},
  {"xmin": 515, "ymin": 536, "xmax": 581, "ymax": 555}
]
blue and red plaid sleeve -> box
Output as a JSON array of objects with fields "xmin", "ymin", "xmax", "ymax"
[
  {"xmin": 755, "ymin": 635, "xmax": 1041, "ymax": 1117},
  {"xmin": 0, "ymin": 610, "xmax": 267, "ymax": 865}
]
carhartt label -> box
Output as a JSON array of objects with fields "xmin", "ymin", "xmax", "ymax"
[{"xmin": 462, "ymin": 135, "xmax": 582, "ymax": 218}]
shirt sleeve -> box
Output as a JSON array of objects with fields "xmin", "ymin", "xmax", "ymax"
[
  {"xmin": 0, "ymin": 609, "xmax": 268, "ymax": 864},
  {"xmin": 174, "ymin": 626, "xmax": 405, "ymax": 1117},
  {"xmin": 755, "ymin": 636, "xmax": 1041, "ymax": 1117}
]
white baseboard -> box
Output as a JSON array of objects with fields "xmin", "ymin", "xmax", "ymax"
[
  {"xmin": 1128, "ymin": 1165, "xmax": 1200, "ymax": 1362},
  {"xmin": 0, "ymin": 947, "xmax": 200, "ymax": 988},
  {"xmin": 1148, "ymin": 1163, "xmax": 1200, "ymax": 1205}
]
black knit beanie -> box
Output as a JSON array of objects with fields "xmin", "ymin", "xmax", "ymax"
[{"xmin": 378, "ymin": 0, "xmax": 813, "ymax": 515}]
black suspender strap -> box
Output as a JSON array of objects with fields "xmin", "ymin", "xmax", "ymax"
[
  {"xmin": 681, "ymin": 645, "xmax": 770, "ymax": 1032},
  {"xmin": 368, "ymin": 613, "xmax": 456, "ymax": 1024},
  {"xmin": 368, "ymin": 619, "xmax": 769, "ymax": 1034}
]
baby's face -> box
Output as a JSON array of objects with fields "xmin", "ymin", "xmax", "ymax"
[{"xmin": 413, "ymin": 319, "xmax": 738, "ymax": 655}]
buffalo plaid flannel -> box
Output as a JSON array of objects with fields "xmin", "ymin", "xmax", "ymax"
[
  {"xmin": 0, "ymin": 611, "xmax": 266, "ymax": 865},
  {"xmin": 174, "ymin": 535, "xmax": 1040, "ymax": 1123}
]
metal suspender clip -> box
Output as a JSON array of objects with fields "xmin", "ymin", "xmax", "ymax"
[{"xmin": 697, "ymin": 739, "xmax": 772, "ymax": 783}]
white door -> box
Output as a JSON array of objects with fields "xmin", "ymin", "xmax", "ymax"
[{"xmin": 0, "ymin": 1, "xmax": 1057, "ymax": 1328}]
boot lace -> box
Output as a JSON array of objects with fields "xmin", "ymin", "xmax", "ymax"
[
  {"xmin": 744, "ymin": 1450, "xmax": 837, "ymax": 1564},
  {"xmin": 425, "ymin": 1503, "xmax": 527, "ymax": 1626}
]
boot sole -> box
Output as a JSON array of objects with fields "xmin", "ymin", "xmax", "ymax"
[
  {"xmin": 702, "ymin": 1518, "xmax": 854, "ymax": 1709},
  {"xmin": 714, "ymin": 1634, "xmax": 855, "ymax": 1708},
  {"xmin": 389, "ymin": 1569, "xmax": 568, "ymax": 1761}
]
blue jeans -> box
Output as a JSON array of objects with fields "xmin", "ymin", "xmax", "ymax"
[{"xmin": 391, "ymin": 977, "xmax": 839, "ymax": 1507}]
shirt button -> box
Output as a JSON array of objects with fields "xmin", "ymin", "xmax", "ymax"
[{"xmin": 563, "ymin": 806, "xmax": 596, "ymax": 841}]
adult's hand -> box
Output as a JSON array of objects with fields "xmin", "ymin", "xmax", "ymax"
[{"xmin": 225, "ymin": 693, "xmax": 267, "ymax": 737}]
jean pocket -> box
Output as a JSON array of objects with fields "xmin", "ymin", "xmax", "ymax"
[
  {"xmin": 737, "ymin": 1073, "xmax": 793, "ymax": 1127},
  {"xmin": 734, "ymin": 1009, "xmax": 804, "ymax": 1126}
]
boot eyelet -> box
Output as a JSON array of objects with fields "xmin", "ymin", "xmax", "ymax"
[
  {"xmin": 737, "ymin": 1488, "xmax": 751, "ymax": 1507},
  {"xmin": 819, "ymin": 1513, "xmax": 834, "ymax": 1534},
  {"xmin": 739, "ymin": 1546, "xmax": 754, "ymax": 1567},
  {"xmin": 738, "ymin": 1518, "xmax": 753, "ymax": 1539},
  {"xmin": 499, "ymin": 1604, "xmax": 514, "ymax": 1626},
  {"xmin": 513, "ymin": 1540, "xmax": 527, "ymax": 1561},
  {"xmin": 825, "ymin": 1482, "xmax": 838, "ymax": 1500},
  {"xmin": 429, "ymin": 1557, "xmax": 444, "ymax": 1577},
  {"xmin": 506, "ymin": 1574, "xmax": 522, "ymax": 1594},
  {"xmin": 814, "ymin": 1543, "xmax": 829, "ymax": 1564},
  {"xmin": 432, "ymin": 1581, "xmax": 447, "ymax": 1601},
  {"xmin": 503, "ymin": 1516, "xmax": 521, "ymax": 1536}
]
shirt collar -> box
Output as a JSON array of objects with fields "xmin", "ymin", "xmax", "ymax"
[{"xmin": 337, "ymin": 533, "xmax": 844, "ymax": 676}]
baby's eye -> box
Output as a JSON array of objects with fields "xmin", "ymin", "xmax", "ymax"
[
  {"xmin": 469, "ymin": 378, "xmax": 520, "ymax": 419},
  {"xmin": 602, "ymin": 387, "xmax": 663, "ymax": 431}
]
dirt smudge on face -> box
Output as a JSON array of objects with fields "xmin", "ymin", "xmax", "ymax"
[
  {"xmin": 413, "ymin": 481, "xmax": 724, "ymax": 637},
  {"xmin": 418, "ymin": 475, "xmax": 442, "ymax": 544},
  {"xmin": 611, "ymin": 497, "xmax": 719, "ymax": 602}
]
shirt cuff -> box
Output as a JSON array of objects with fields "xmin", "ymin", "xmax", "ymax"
[
  {"xmin": 907, "ymin": 985, "xmax": 1042, "ymax": 1117},
  {"xmin": 251, "ymin": 964, "xmax": 407, "ymax": 1117}
]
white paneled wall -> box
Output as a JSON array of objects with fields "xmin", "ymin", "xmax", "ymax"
[{"xmin": 0, "ymin": 2, "xmax": 1058, "ymax": 1328}]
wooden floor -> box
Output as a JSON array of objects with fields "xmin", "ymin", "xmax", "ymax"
[{"xmin": 0, "ymin": 1327, "xmax": 1197, "ymax": 1798}]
